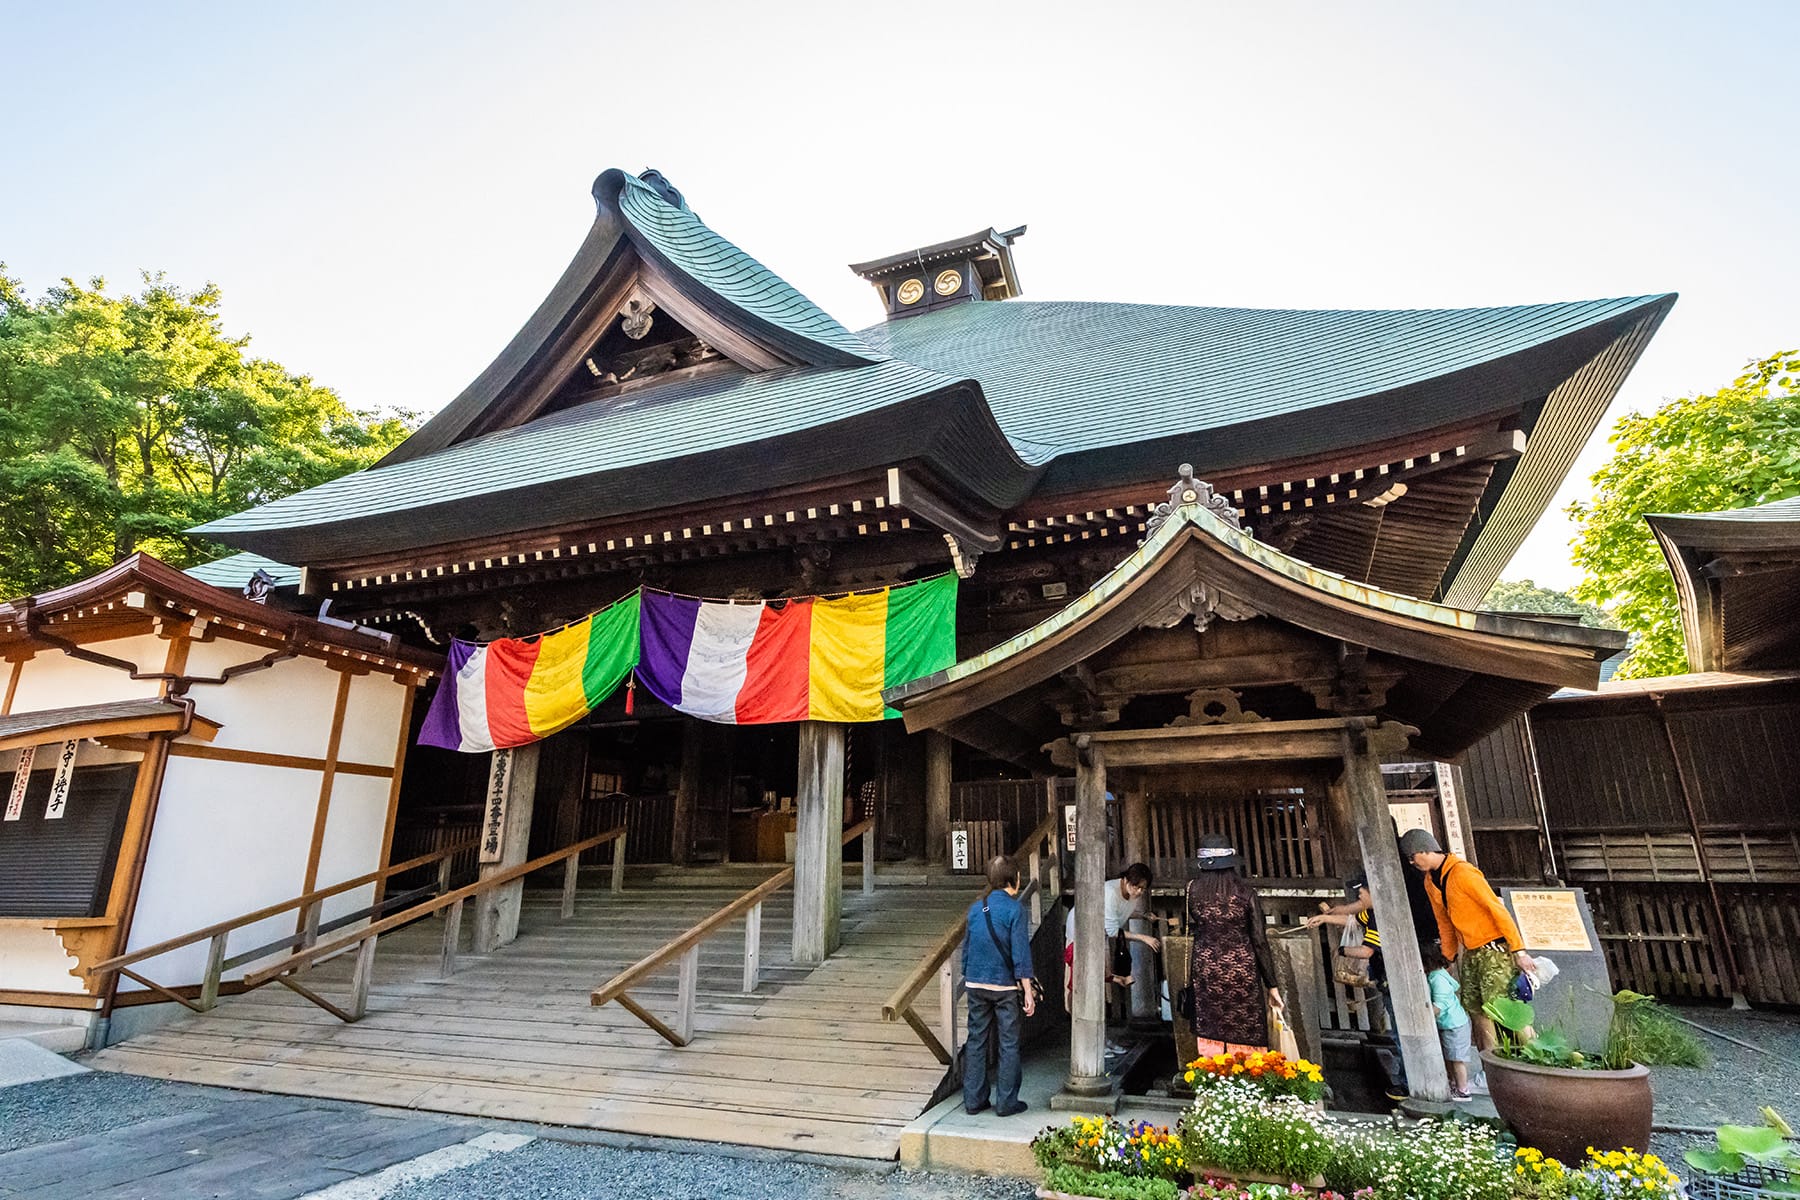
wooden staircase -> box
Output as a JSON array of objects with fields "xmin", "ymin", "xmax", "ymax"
[{"xmin": 88, "ymin": 869, "xmax": 979, "ymax": 1159}]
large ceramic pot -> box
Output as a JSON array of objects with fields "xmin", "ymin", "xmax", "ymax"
[{"xmin": 1480, "ymin": 1050, "xmax": 1653, "ymax": 1161}]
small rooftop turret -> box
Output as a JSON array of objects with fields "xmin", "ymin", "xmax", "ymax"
[{"xmin": 849, "ymin": 225, "xmax": 1025, "ymax": 320}]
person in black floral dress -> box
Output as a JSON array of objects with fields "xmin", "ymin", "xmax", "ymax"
[{"xmin": 1186, "ymin": 833, "xmax": 1283, "ymax": 1053}]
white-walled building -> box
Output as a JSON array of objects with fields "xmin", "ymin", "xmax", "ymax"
[{"xmin": 0, "ymin": 554, "xmax": 438, "ymax": 1045}]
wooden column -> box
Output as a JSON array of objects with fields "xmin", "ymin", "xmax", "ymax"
[
  {"xmin": 925, "ymin": 730, "xmax": 952, "ymax": 867},
  {"xmin": 672, "ymin": 720, "xmax": 704, "ymax": 867},
  {"xmin": 1341, "ymin": 725, "xmax": 1449, "ymax": 1102},
  {"xmin": 1122, "ymin": 789, "xmax": 1157, "ymax": 1023},
  {"xmin": 793, "ymin": 721, "xmax": 845, "ymax": 966},
  {"xmin": 473, "ymin": 743, "xmax": 539, "ymax": 954},
  {"xmin": 1062, "ymin": 739, "xmax": 1113, "ymax": 1100}
]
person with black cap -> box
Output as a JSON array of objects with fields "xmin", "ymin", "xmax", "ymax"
[
  {"xmin": 1400, "ymin": 826, "xmax": 1535, "ymax": 1054},
  {"xmin": 1184, "ymin": 833, "xmax": 1282, "ymax": 1054}
]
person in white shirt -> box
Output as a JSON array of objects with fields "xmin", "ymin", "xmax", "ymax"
[{"xmin": 1062, "ymin": 863, "xmax": 1175, "ymax": 1007}]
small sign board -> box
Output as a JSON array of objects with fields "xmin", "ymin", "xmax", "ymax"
[
  {"xmin": 480, "ymin": 749, "xmax": 513, "ymax": 864},
  {"xmin": 45, "ymin": 739, "xmax": 79, "ymax": 820},
  {"xmin": 1064, "ymin": 802, "xmax": 1077, "ymax": 853},
  {"xmin": 1502, "ymin": 886, "xmax": 1613, "ymax": 1054},
  {"xmin": 950, "ymin": 828, "xmax": 970, "ymax": 871},
  {"xmin": 1509, "ymin": 888, "xmax": 1595, "ymax": 953},
  {"xmin": 5, "ymin": 745, "xmax": 36, "ymax": 822},
  {"xmin": 1390, "ymin": 801, "xmax": 1434, "ymax": 838}
]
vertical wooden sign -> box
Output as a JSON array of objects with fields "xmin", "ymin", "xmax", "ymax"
[
  {"xmin": 5, "ymin": 745, "xmax": 36, "ymax": 821},
  {"xmin": 1433, "ymin": 762, "xmax": 1467, "ymax": 857},
  {"xmin": 950, "ymin": 827, "xmax": 970, "ymax": 871},
  {"xmin": 45, "ymin": 739, "xmax": 79, "ymax": 820},
  {"xmin": 480, "ymin": 749, "xmax": 513, "ymax": 864}
]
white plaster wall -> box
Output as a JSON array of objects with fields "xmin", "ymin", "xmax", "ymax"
[
  {"xmin": 122, "ymin": 756, "xmax": 318, "ymax": 989},
  {"xmin": 0, "ymin": 926, "xmax": 85, "ymax": 993},
  {"xmin": 338, "ymin": 674, "xmax": 407, "ymax": 768},
  {"xmin": 184, "ymin": 640, "xmax": 343, "ymax": 758},
  {"xmin": 8, "ymin": 635, "xmax": 168, "ymax": 712},
  {"xmin": 315, "ymin": 774, "xmax": 392, "ymax": 927}
]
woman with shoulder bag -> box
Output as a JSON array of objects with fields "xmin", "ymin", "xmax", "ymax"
[{"xmin": 1185, "ymin": 834, "xmax": 1284, "ymax": 1056}]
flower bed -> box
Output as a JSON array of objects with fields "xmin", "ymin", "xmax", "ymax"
[{"xmin": 1028, "ymin": 1050, "xmax": 1687, "ymax": 1200}]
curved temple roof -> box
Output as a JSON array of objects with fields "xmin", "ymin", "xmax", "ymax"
[
  {"xmin": 1648, "ymin": 495, "xmax": 1800, "ymax": 672},
  {"xmin": 193, "ymin": 167, "xmax": 1673, "ymax": 606},
  {"xmin": 885, "ymin": 489, "xmax": 1624, "ymax": 761}
]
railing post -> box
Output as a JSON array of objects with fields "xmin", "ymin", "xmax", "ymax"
[
  {"xmin": 938, "ymin": 958, "xmax": 958, "ymax": 1057},
  {"xmin": 862, "ymin": 825, "xmax": 875, "ymax": 896},
  {"xmin": 436, "ymin": 854, "xmax": 454, "ymax": 911},
  {"xmin": 1028, "ymin": 849, "xmax": 1044, "ymax": 930},
  {"xmin": 676, "ymin": 943, "xmax": 700, "ymax": 1044},
  {"xmin": 611, "ymin": 830, "xmax": 628, "ymax": 894},
  {"xmin": 348, "ymin": 934, "xmax": 378, "ymax": 1021},
  {"xmin": 743, "ymin": 901, "xmax": 763, "ymax": 994},
  {"xmin": 440, "ymin": 898, "xmax": 463, "ymax": 978},
  {"xmin": 561, "ymin": 851, "xmax": 580, "ymax": 919},
  {"xmin": 198, "ymin": 930, "xmax": 228, "ymax": 1012}
]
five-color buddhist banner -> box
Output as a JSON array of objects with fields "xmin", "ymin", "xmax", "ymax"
[{"xmin": 417, "ymin": 577, "xmax": 955, "ymax": 753}]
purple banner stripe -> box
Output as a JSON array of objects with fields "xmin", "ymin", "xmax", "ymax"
[
  {"xmin": 636, "ymin": 592, "xmax": 703, "ymax": 711},
  {"xmin": 417, "ymin": 640, "xmax": 478, "ymax": 750}
]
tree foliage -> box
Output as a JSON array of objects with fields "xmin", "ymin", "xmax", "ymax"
[
  {"xmin": 0, "ymin": 267, "xmax": 415, "ymax": 597},
  {"xmin": 1481, "ymin": 578, "xmax": 1614, "ymax": 628},
  {"xmin": 1569, "ymin": 349, "xmax": 1800, "ymax": 678}
]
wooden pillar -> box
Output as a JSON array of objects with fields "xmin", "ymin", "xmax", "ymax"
[
  {"xmin": 672, "ymin": 720, "xmax": 704, "ymax": 867},
  {"xmin": 1063, "ymin": 739, "xmax": 1113, "ymax": 1100},
  {"xmin": 1341, "ymin": 725, "xmax": 1449, "ymax": 1102},
  {"xmin": 925, "ymin": 730, "xmax": 952, "ymax": 867},
  {"xmin": 1122, "ymin": 789, "xmax": 1157, "ymax": 1023},
  {"xmin": 473, "ymin": 743, "xmax": 539, "ymax": 954},
  {"xmin": 793, "ymin": 721, "xmax": 845, "ymax": 966}
]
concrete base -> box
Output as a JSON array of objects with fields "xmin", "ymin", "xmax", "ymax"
[
  {"xmin": 0, "ymin": 1019, "xmax": 87, "ymax": 1055},
  {"xmin": 0, "ymin": 1037, "xmax": 88, "ymax": 1088},
  {"xmin": 1049, "ymin": 1087, "xmax": 1121, "ymax": 1113},
  {"xmin": 901, "ymin": 1040, "xmax": 1173, "ymax": 1174}
]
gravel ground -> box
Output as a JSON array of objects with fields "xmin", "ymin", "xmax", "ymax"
[
  {"xmin": 1643, "ymin": 1005, "xmax": 1800, "ymax": 1175},
  {"xmin": 0, "ymin": 1071, "xmax": 236, "ymax": 1153},
  {"xmin": 383, "ymin": 1140, "xmax": 1037, "ymax": 1200}
]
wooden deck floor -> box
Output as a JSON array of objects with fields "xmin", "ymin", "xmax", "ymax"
[{"xmin": 90, "ymin": 872, "xmax": 976, "ymax": 1160}]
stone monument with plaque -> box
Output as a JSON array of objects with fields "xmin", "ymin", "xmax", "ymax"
[{"xmin": 1501, "ymin": 887, "xmax": 1615, "ymax": 1054}]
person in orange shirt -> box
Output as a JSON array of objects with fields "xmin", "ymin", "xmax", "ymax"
[{"xmin": 1399, "ymin": 828, "xmax": 1537, "ymax": 1055}]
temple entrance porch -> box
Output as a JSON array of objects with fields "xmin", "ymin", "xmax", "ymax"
[{"xmin": 87, "ymin": 867, "xmax": 976, "ymax": 1160}]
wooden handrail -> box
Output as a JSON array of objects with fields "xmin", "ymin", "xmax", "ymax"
[
  {"xmin": 591, "ymin": 817, "xmax": 875, "ymax": 1046},
  {"xmin": 244, "ymin": 827, "xmax": 626, "ymax": 988},
  {"xmin": 86, "ymin": 838, "xmax": 479, "ymax": 977},
  {"xmin": 880, "ymin": 809, "xmax": 1061, "ymax": 1063}
]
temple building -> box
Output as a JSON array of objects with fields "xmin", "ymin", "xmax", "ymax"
[{"xmin": 0, "ymin": 166, "xmax": 1674, "ymax": 1148}]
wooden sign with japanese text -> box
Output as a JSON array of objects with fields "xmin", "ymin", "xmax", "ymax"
[
  {"xmin": 44, "ymin": 739, "xmax": 78, "ymax": 820},
  {"xmin": 480, "ymin": 749, "xmax": 513, "ymax": 864},
  {"xmin": 1508, "ymin": 888, "xmax": 1595, "ymax": 953},
  {"xmin": 5, "ymin": 746, "xmax": 36, "ymax": 821}
]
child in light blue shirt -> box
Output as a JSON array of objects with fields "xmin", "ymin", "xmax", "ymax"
[{"xmin": 1426, "ymin": 947, "xmax": 1473, "ymax": 1100}]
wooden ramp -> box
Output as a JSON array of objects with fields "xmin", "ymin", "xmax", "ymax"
[{"xmin": 88, "ymin": 872, "xmax": 975, "ymax": 1160}]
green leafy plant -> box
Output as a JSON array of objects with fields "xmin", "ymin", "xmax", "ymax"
[
  {"xmin": 1682, "ymin": 1116, "xmax": 1800, "ymax": 1191},
  {"xmin": 1042, "ymin": 1164, "xmax": 1181, "ymax": 1200},
  {"xmin": 1606, "ymin": 991, "xmax": 1707, "ymax": 1068}
]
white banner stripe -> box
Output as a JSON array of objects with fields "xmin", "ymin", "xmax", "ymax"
[
  {"xmin": 677, "ymin": 602, "xmax": 762, "ymax": 722},
  {"xmin": 456, "ymin": 645, "xmax": 494, "ymax": 753}
]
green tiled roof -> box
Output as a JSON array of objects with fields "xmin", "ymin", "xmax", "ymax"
[
  {"xmin": 857, "ymin": 296, "xmax": 1673, "ymax": 476},
  {"xmin": 611, "ymin": 172, "xmax": 880, "ymax": 368},
  {"xmin": 1652, "ymin": 494, "xmax": 1800, "ymax": 528},
  {"xmin": 194, "ymin": 357, "xmax": 1025, "ymax": 559},
  {"xmin": 184, "ymin": 551, "xmax": 301, "ymax": 590}
]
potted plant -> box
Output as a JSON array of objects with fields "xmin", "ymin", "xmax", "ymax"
[
  {"xmin": 1031, "ymin": 1116, "xmax": 1187, "ymax": 1200},
  {"xmin": 1478, "ymin": 994, "xmax": 1653, "ymax": 1161},
  {"xmin": 1681, "ymin": 1113, "xmax": 1800, "ymax": 1198}
]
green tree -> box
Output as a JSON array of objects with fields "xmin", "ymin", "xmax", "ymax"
[
  {"xmin": 1569, "ymin": 349, "xmax": 1800, "ymax": 678},
  {"xmin": 1481, "ymin": 578, "xmax": 1615, "ymax": 627},
  {"xmin": 0, "ymin": 267, "xmax": 414, "ymax": 597}
]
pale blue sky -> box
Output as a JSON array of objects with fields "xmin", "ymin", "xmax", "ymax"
[{"xmin": 4, "ymin": 1, "xmax": 1795, "ymax": 588}]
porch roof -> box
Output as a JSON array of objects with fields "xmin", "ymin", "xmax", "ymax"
[{"xmin": 885, "ymin": 479, "xmax": 1625, "ymax": 764}]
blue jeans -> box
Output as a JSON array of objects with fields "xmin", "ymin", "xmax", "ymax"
[{"xmin": 962, "ymin": 985, "xmax": 1023, "ymax": 1113}]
